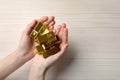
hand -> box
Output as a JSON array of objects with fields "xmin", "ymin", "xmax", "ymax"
[
  {"xmin": 31, "ymin": 23, "xmax": 68, "ymax": 72},
  {"xmin": 17, "ymin": 16, "xmax": 55, "ymax": 61}
]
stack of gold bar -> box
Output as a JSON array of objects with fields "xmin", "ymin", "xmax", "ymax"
[{"xmin": 30, "ymin": 22, "xmax": 61, "ymax": 58}]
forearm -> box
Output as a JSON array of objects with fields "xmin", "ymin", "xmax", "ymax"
[
  {"xmin": 28, "ymin": 64, "xmax": 47, "ymax": 80},
  {"xmin": 0, "ymin": 49, "xmax": 28, "ymax": 79}
]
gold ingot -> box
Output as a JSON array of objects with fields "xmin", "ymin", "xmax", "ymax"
[
  {"xmin": 43, "ymin": 39, "xmax": 61, "ymax": 50},
  {"xmin": 30, "ymin": 22, "xmax": 43, "ymax": 39},
  {"xmin": 37, "ymin": 32, "xmax": 56, "ymax": 44},
  {"xmin": 30, "ymin": 22, "xmax": 61, "ymax": 58},
  {"xmin": 35, "ymin": 45, "xmax": 60, "ymax": 58},
  {"xmin": 35, "ymin": 45, "xmax": 44, "ymax": 54},
  {"xmin": 43, "ymin": 46, "xmax": 60, "ymax": 58}
]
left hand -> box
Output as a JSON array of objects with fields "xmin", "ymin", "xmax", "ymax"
[{"xmin": 17, "ymin": 16, "xmax": 55, "ymax": 61}]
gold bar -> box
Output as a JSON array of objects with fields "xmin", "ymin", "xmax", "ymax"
[
  {"xmin": 30, "ymin": 22, "xmax": 43, "ymax": 39},
  {"xmin": 35, "ymin": 45, "xmax": 44, "ymax": 54},
  {"xmin": 30, "ymin": 22, "xmax": 61, "ymax": 58},
  {"xmin": 43, "ymin": 46, "xmax": 60, "ymax": 58},
  {"xmin": 37, "ymin": 32, "xmax": 56, "ymax": 44},
  {"xmin": 43, "ymin": 40, "xmax": 61, "ymax": 50}
]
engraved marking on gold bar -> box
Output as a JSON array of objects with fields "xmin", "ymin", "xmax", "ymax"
[{"xmin": 30, "ymin": 22, "xmax": 43, "ymax": 39}]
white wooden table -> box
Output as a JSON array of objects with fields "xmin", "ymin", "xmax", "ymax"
[{"xmin": 0, "ymin": 0, "xmax": 120, "ymax": 80}]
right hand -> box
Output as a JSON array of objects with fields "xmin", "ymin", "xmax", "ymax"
[{"xmin": 31, "ymin": 23, "xmax": 68, "ymax": 72}]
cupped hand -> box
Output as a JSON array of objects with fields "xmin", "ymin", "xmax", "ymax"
[
  {"xmin": 31, "ymin": 23, "xmax": 68, "ymax": 71},
  {"xmin": 17, "ymin": 16, "xmax": 55, "ymax": 60}
]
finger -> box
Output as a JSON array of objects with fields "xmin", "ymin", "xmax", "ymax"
[
  {"xmin": 49, "ymin": 26, "xmax": 54, "ymax": 30},
  {"xmin": 24, "ymin": 19, "xmax": 37, "ymax": 35},
  {"xmin": 59, "ymin": 25, "xmax": 64, "ymax": 37},
  {"xmin": 37, "ymin": 16, "xmax": 48, "ymax": 22},
  {"xmin": 61, "ymin": 23, "xmax": 66, "ymax": 34},
  {"xmin": 55, "ymin": 25, "xmax": 62, "ymax": 35},
  {"xmin": 62, "ymin": 28, "xmax": 68, "ymax": 44},
  {"xmin": 44, "ymin": 16, "xmax": 55, "ymax": 25},
  {"xmin": 48, "ymin": 21, "xmax": 55, "ymax": 29},
  {"xmin": 61, "ymin": 23, "xmax": 66, "ymax": 28},
  {"xmin": 53, "ymin": 29, "xmax": 56, "ymax": 33},
  {"xmin": 60, "ymin": 23, "xmax": 67, "ymax": 40}
]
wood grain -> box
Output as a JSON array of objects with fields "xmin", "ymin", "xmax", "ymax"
[{"xmin": 0, "ymin": 0, "xmax": 120, "ymax": 80}]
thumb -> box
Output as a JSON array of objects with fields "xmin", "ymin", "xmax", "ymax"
[{"xmin": 24, "ymin": 19, "xmax": 37, "ymax": 35}]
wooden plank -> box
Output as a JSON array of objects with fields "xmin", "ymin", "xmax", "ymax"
[{"xmin": 0, "ymin": 0, "xmax": 120, "ymax": 80}]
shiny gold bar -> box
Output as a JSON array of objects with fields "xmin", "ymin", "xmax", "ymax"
[
  {"xmin": 30, "ymin": 22, "xmax": 61, "ymax": 58},
  {"xmin": 35, "ymin": 45, "xmax": 44, "ymax": 54},
  {"xmin": 35, "ymin": 45, "xmax": 60, "ymax": 58},
  {"xmin": 37, "ymin": 32, "xmax": 56, "ymax": 44},
  {"xmin": 30, "ymin": 22, "xmax": 43, "ymax": 39},
  {"xmin": 43, "ymin": 40, "xmax": 61, "ymax": 50},
  {"xmin": 40, "ymin": 24, "xmax": 50, "ymax": 35},
  {"xmin": 43, "ymin": 46, "xmax": 60, "ymax": 58}
]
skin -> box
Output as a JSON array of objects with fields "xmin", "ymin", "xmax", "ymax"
[{"xmin": 0, "ymin": 16, "xmax": 68, "ymax": 80}]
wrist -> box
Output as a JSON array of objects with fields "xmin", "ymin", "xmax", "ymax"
[
  {"xmin": 29, "ymin": 64, "xmax": 47, "ymax": 80},
  {"xmin": 14, "ymin": 48, "xmax": 30, "ymax": 62},
  {"xmin": 31, "ymin": 62, "xmax": 47, "ymax": 74}
]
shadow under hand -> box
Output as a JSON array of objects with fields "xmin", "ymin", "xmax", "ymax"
[{"xmin": 47, "ymin": 42, "xmax": 77, "ymax": 80}]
